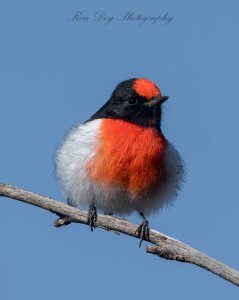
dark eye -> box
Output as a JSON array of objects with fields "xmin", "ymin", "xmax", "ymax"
[{"xmin": 128, "ymin": 97, "xmax": 138, "ymax": 105}]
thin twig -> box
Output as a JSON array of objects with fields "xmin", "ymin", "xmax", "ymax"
[{"xmin": 0, "ymin": 183, "xmax": 238, "ymax": 287}]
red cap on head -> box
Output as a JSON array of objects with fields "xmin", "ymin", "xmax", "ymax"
[{"xmin": 133, "ymin": 78, "xmax": 161, "ymax": 99}]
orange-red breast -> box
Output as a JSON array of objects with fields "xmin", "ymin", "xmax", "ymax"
[{"xmin": 56, "ymin": 78, "xmax": 184, "ymax": 244}]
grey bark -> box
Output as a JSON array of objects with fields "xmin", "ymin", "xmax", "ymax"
[{"xmin": 0, "ymin": 183, "xmax": 238, "ymax": 287}]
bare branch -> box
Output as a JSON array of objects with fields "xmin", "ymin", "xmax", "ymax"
[{"xmin": 0, "ymin": 183, "xmax": 239, "ymax": 287}]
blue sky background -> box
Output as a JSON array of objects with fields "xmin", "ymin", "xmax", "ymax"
[{"xmin": 1, "ymin": 0, "xmax": 239, "ymax": 299}]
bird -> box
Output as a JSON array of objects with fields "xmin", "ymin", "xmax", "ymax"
[{"xmin": 55, "ymin": 78, "xmax": 184, "ymax": 245}]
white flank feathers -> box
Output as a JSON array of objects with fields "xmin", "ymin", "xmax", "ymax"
[{"xmin": 56, "ymin": 119, "xmax": 184, "ymax": 215}]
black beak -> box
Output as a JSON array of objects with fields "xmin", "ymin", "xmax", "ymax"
[{"xmin": 143, "ymin": 96, "xmax": 169, "ymax": 107}]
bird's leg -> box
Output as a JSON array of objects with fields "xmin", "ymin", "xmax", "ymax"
[
  {"xmin": 135, "ymin": 213, "xmax": 150, "ymax": 247},
  {"xmin": 87, "ymin": 204, "xmax": 97, "ymax": 231}
]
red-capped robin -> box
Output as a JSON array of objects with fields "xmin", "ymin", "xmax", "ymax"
[{"xmin": 56, "ymin": 78, "xmax": 184, "ymax": 245}]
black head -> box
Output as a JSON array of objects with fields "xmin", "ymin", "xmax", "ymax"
[{"xmin": 87, "ymin": 78, "xmax": 169, "ymax": 131}]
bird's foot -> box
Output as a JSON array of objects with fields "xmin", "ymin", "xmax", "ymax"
[
  {"xmin": 135, "ymin": 216, "xmax": 150, "ymax": 247},
  {"xmin": 87, "ymin": 204, "xmax": 97, "ymax": 231}
]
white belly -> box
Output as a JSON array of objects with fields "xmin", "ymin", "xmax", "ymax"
[{"xmin": 55, "ymin": 119, "xmax": 184, "ymax": 215}]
